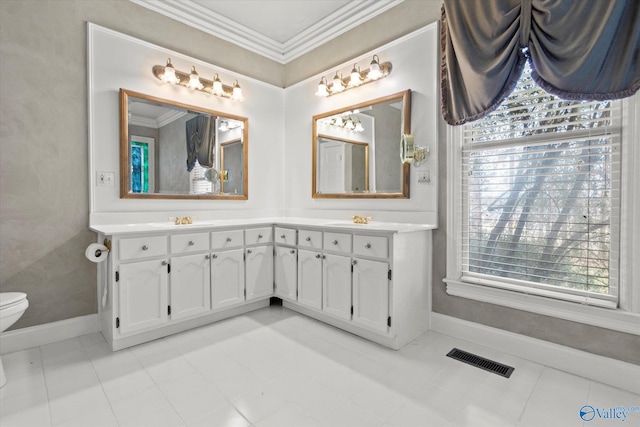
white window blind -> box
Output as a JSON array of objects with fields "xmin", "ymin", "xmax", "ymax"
[{"xmin": 460, "ymin": 66, "xmax": 621, "ymax": 308}]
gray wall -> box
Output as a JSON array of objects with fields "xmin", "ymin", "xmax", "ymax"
[
  {"xmin": 1, "ymin": 0, "xmax": 637, "ymax": 364},
  {"xmin": 158, "ymin": 115, "xmax": 191, "ymax": 193}
]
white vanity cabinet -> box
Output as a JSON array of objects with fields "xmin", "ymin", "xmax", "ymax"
[
  {"xmin": 210, "ymin": 229, "xmax": 245, "ymax": 309},
  {"xmin": 94, "ymin": 219, "xmax": 432, "ymax": 351},
  {"xmin": 116, "ymin": 236, "xmax": 169, "ymax": 335},
  {"xmin": 274, "ymin": 227, "xmax": 298, "ymax": 301},
  {"xmin": 245, "ymin": 227, "xmax": 274, "ymax": 301},
  {"xmin": 282, "ymin": 226, "xmax": 431, "ymax": 350},
  {"xmin": 170, "ymin": 233, "xmax": 211, "ymax": 320},
  {"xmin": 118, "ymin": 258, "xmax": 169, "ymax": 335}
]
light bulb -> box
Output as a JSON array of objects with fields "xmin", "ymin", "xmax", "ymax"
[
  {"xmin": 212, "ymin": 73, "xmax": 223, "ymax": 96},
  {"xmin": 315, "ymin": 77, "xmax": 329, "ymax": 97},
  {"xmin": 349, "ymin": 64, "xmax": 361, "ymax": 87},
  {"xmin": 345, "ymin": 117, "xmax": 355, "ymax": 130},
  {"xmin": 334, "ymin": 116, "xmax": 344, "ymax": 127},
  {"xmin": 187, "ymin": 66, "xmax": 203, "ymax": 90},
  {"xmin": 219, "ymin": 120, "xmax": 229, "ymax": 131},
  {"xmin": 161, "ymin": 58, "xmax": 180, "ymax": 84},
  {"xmin": 368, "ymin": 55, "xmax": 383, "ymax": 80},
  {"xmin": 332, "ymin": 72, "xmax": 344, "ymax": 93},
  {"xmin": 231, "ymin": 80, "xmax": 242, "ymax": 100},
  {"xmin": 354, "ymin": 119, "xmax": 364, "ymax": 132}
]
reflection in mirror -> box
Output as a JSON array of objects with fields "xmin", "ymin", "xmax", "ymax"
[
  {"xmin": 120, "ymin": 89, "xmax": 248, "ymax": 199},
  {"xmin": 312, "ymin": 90, "xmax": 411, "ymax": 198}
]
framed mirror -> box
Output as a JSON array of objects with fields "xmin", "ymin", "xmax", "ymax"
[
  {"xmin": 312, "ymin": 90, "xmax": 411, "ymax": 199},
  {"xmin": 119, "ymin": 89, "xmax": 248, "ymax": 200}
]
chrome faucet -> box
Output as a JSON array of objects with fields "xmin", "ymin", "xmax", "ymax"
[{"xmin": 352, "ymin": 215, "xmax": 372, "ymax": 224}]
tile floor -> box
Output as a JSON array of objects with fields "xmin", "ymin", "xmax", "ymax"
[{"xmin": 0, "ymin": 306, "xmax": 638, "ymax": 427}]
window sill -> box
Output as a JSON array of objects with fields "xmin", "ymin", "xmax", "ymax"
[{"xmin": 444, "ymin": 278, "xmax": 640, "ymax": 336}]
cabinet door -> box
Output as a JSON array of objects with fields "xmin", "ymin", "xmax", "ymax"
[
  {"xmin": 322, "ymin": 253, "xmax": 352, "ymax": 320},
  {"xmin": 275, "ymin": 247, "xmax": 297, "ymax": 301},
  {"xmin": 211, "ymin": 249, "xmax": 245, "ymax": 309},
  {"xmin": 118, "ymin": 259, "xmax": 168, "ymax": 335},
  {"xmin": 170, "ymin": 253, "xmax": 211, "ymax": 320},
  {"xmin": 298, "ymin": 249, "xmax": 323, "ymax": 310},
  {"xmin": 245, "ymin": 246, "xmax": 274, "ymax": 301},
  {"xmin": 352, "ymin": 258, "xmax": 389, "ymax": 333}
]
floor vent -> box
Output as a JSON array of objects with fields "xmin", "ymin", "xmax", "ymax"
[{"xmin": 446, "ymin": 348, "xmax": 514, "ymax": 378}]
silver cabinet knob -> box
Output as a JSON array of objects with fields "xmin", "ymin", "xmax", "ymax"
[
  {"xmin": 332, "ymin": 240, "xmax": 338, "ymax": 245},
  {"xmin": 226, "ymin": 237, "xmax": 232, "ymax": 242},
  {"xmin": 315, "ymin": 253, "xmax": 321, "ymax": 258},
  {"xmin": 205, "ymin": 254, "xmax": 210, "ymax": 259},
  {"xmin": 212, "ymin": 254, "xmax": 218, "ymax": 259},
  {"xmin": 188, "ymin": 241, "xmax": 195, "ymax": 246},
  {"xmin": 306, "ymin": 237, "xmax": 311, "ymax": 241},
  {"xmin": 290, "ymin": 250, "xmax": 295, "ymax": 254},
  {"xmin": 142, "ymin": 245, "xmax": 148, "ymax": 251},
  {"xmin": 352, "ymin": 260, "xmax": 357, "ymax": 265},
  {"xmin": 162, "ymin": 260, "xmax": 168, "ymax": 265},
  {"xmin": 258, "ymin": 234, "xmax": 263, "ymax": 239},
  {"xmin": 247, "ymin": 249, "xmax": 253, "ymax": 254},
  {"xmin": 365, "ymin": 243, "xmax": 372, "ymax": 249},
  {"xmin": 281, "ymin": 234, "xmax": 286, "ymax": 239}
]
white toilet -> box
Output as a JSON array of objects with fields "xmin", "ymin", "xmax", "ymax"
[{"xmin": 0, "ymin": 292, "xmax": 29, "ymax": 388}]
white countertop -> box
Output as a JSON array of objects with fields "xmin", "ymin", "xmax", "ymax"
[{"xmin": 90, "ymin": 217, "xmax": 436, "ymax": 235}]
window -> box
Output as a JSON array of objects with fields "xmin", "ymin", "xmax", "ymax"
[{"xmin": 451, "ymin": 65, "xmax": 622, "ymax": 309}]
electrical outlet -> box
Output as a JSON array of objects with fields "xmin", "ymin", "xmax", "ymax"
[
  {"xmin": 418, "ymin": 170, "xmax": 430, "ymax": 184},
  {"xmin": 97, "ymin": 171, "xmax": 115, "ymax": 187}
]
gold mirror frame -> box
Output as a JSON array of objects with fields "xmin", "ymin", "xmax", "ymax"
[
  {"xmin": 312, "ymin": 90, "xmax": 411, "ymax": 199},
  {"xmin": 119, "ymin": 89, "xmax": 248, "ymax": 200}
]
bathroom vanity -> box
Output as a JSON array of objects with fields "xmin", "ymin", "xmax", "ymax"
[{"xmin": 91, "ymin": 219, "xmax": 433, "ymax": 351}]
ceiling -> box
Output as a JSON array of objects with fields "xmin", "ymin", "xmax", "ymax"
[{"xmin": 130, "ymin": 0, "xmax": 402, "ymax": 64}]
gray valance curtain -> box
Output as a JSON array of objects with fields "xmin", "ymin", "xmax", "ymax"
[
  {"xmin": 441, "ymin": 0, "xmax": 640, "ymax": 126},
  {"xmin": 186, "ymin": 115, "xmax": 216, "ymax": 171}
]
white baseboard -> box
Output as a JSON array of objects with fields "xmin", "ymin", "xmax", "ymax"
[
  {"xmin": 0, "ymin": 314, "xmax": 99, "ymax": 355},
  {"xmin": 431, "ymin": 313, "xmax": 640, "ymax": 395}
]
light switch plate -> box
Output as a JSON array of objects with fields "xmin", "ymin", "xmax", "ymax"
[
  {"xmin": 418, "ymin": 170, "xmax": 430, "ymax": 184},
  {"xmin": 97, "ymin": 171, "xmax": 115, "ymax": 186}
]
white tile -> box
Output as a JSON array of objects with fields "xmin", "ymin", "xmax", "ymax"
[
  {"xmin": 48, "ymin": 385, "xmax": 112, "ymax": 425},
  {"xmin": 348, "ymin": 379, "xmax": 410, "ymax": 421},
  {"xmin": 0, "ymin": 307, "xmax": 627, "ymax": 427},
  {"xmin": 455, "ymin": 403, "xmax": 517, "ymax": 427},
  {"xmin": 232, "ymin": 383, "xmax": 290, "ymax": 423},
  {"xmin": 101, "ymin": 369, "xmax": 156, "ymax": 403},
  {"xmin": 0, "ymin": 385, "xmax": 52, "ymax": 427},
  {"xmin": 255, "ymin": 403, "xmax": 318, "ymax": 427},
  {"xmin": 1, "ymin": 348, "xmax": 43, "ymax": 380},
  {"xmin": 317, "ymin": 401, "xmax": 385, "ymax": 427},
  {"xmin": 158, "ymin": 374, "xmax": 228, "ymax": 424},
  {"xmin": 109, "ymin": 386, "xmax": 174, "ymax": 425},
  {"xmin": 186, "ymin": 403, "xmax": 251, "ymax": 427},
  {"xmin": 77, "ymin": 332, "xmax": 106, "ymax": 347},
  {"xmin": 0, "ymin": 372, "xmax": 46, "ymax": 400},
  {"xmin": 385, "ymin": 400, "xmax": 456, "ymax": 427}
]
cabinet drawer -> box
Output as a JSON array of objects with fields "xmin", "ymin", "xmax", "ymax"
[
  {"xmin": 275, "ymin": 227, "xmax": 296, "ymax": 245},
  {"xmin": 298, "ymin": 229, "xmax": 322, "ymax": 249},
  {"xmin": 353, "ymin": 235, "xmax": 388, "ymax": 259},
  {"xmin": 245, "ymin": 227, "xmax": 273, "ymax": 245},
  {"xmin": 323, "ymin": 232, "xmax": 352, "ymax": 254},
  {"xmin": 119, "ymin": 236, "xmax": 167, "ymax": 260},
  {"xmin": 211, "ymin": 229, "xmax": 244, "ymax": 249},
  {"xmin": 171, "ymin": 233, "xmax": 209, "ymax": 254}
]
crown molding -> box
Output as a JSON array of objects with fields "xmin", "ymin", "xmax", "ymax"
[{"xmin": 130, "ymin": 0, "xmax": 402, "ymax": 64}]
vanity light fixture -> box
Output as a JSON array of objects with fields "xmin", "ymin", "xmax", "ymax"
[
  {"xmin": 187, "ymin": 66, "xmax": 204, "ymax": 90},
  {"xmin": 316, "ymin": 77, "xmax": 329, "ymax": 97},
  {"xmin": 231, "ymin": 80, "xmax": 243, "ymax": 101},
  {"xmin": 152, "ymin": 58, "xmax": 243, "ymax": 100},
  {"xmin": 315, "ymin": 54, "xmax": 392, "ymax": 97},
  {"xmin": 320, "ymin": 114, "xmax": 364, "ymax": 132}
]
